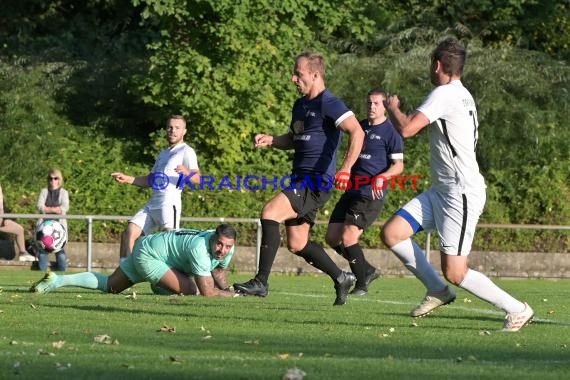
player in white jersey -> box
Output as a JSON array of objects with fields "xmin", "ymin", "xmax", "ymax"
[
  {"xmin": 112, "ymin": 115, "xmax": 201, "ymax": 262},
  {"xmin": 382, "ymin": 38, "xmax": 533, "ymax": 332}
]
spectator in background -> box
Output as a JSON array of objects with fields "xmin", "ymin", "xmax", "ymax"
[
  {"xmin": 37, "ymin": 168, "xmax": 69, "ymax": 271},
  {"xmin": 0, "ymin": 184, "xmax": 36, "ymax": 262}
]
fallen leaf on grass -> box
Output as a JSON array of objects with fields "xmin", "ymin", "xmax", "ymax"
[
  {"xmin": 37, "ymin": 349, "xmax": 56, "ymax": 356},
  {"xmin": 55, "ymin": 362, "xmax": 71, "ymax": 370},
  {"xmin": 30, "ymin": 304, "xmax": 38, "ymax": 310},
  {"xmin": 282, "ymin": 367, "xmax": 306, "ymax": 380},
  {"xmin": 169, "ymin": 356, "xmax": 182, "ymax": 364},
  {"xmin": 125, "ymin": 291, "xmax": 137, "ymax": 300},
  {"xmin": 158, "ymin": 325, "xmax": 176, "ymax": 333},
  {"xmin": 278, "ymin": 353, "xmax": 290, "ymax": 360},
  {"xmin": 94, "ymin": 335, "xmax": 113, "ymax": 344},
  {"xmin": 52, "ymin": 340, "xmax": 66, "ymax": 349}
]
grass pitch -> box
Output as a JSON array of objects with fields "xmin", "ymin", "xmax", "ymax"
[{"xmin": 1, "ymin": 269, "xmax": 569, "ymax": 380}]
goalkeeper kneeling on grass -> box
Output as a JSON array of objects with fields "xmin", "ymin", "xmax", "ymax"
[{"xmin": 30, "ymin": 224, "xmax": 238, "ymax": 297}]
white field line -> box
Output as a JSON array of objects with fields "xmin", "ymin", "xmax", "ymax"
[{"xmin": 277, "ymin": 291, "xmax": 570, "ymax": 326}]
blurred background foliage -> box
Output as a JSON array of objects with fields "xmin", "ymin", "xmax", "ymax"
[{"xmin": 0, "ymin": 0, "xmax": 568, "ymax": 251}]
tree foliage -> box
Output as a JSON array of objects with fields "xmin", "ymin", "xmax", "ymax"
[
  {"xmin": 0, "ymin": 0, "xmax": 568, "ymax": 250},
  {"xmin": 381, "ymin": 0, "xmax": 569, "ymax": 60},
  {"xmin": 131, "ymin": 0, "xmax": 376, "ymax": 170}
]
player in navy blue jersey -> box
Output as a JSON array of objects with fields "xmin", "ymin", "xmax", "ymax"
[
  {"xmin": 234, "ymin": 52, "xmax": 365, "ymax": 305},
  {"xmin": 326, "ymin": 88, "xmax": 404, "ymax": 295}
]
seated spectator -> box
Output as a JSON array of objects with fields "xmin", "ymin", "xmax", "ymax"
[
  {"xmin": 0, "ymin": 184, "xmax": 36, "ymax": 262},
  {"xmin": 36, "ymin": 169, "xmax": 69, "ymax": 271}
]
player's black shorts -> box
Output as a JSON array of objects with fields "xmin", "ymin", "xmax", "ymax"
[
  {"xmin": 283, "ymin": 185, "xmax": 333, "ymax": 227},
  {"xmin": 328, "ymin": 192, "xmax": 384, "ymax": 230}
]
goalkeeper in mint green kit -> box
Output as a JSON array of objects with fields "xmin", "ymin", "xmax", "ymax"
[{"xmin": 31, "ymin": 224, "xmax": 238, "ymax": 297}]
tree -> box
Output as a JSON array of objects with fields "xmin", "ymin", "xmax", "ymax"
[{"xmin": 131, "ymin": 0, "xmax": 376, "ymax": 172}]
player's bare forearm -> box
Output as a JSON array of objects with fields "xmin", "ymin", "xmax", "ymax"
[
  {"xmin": 372, "ymin": 160, "xmax": 405, "ymax": 199},
  {"xmin": 211, "ymin": 268, "xmax": 228, "ymax": 290},
  {"xmin": 111, "ymin": 172, "xmax": 148, "ymax": 187},
  {"xmin": 337, "ymin": 116, "xmax": 365, "ymax": 174},
  {"xmin": 385, "ymin": 96, "xmax": 428, "ymax": 138},
  {"xmin": 273, "ymin": 133, "xmax": 293, "ymax": 149},
  {"xmin": 176, "ymin": 165, "xmax": 201, "ymax": 184},
  {"xmin": 132, "ymin": 176, "xmax": 149, "ymax": 187},
  {"xmin": 196, "ymin": 275, "xmax": 235, "ymax": 297},
  {"xmin": 380, "ymin": 160, "xmax": 405, "ymax": 180},
  {"xmin": 254, "ymin": 133, "xmax": 293, "ymax": 150},
  {"xmin": 391, "ymin": 109, "xmax": 410, "ymax": 134}
]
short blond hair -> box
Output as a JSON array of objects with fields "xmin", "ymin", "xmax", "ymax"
[
  {"xmin": 296, "ymin": 52, "xmax": 326, "ymax": 79},
  {"xmin": 48, "ymin": 168, "xmax": 64, "ymax": 187}
]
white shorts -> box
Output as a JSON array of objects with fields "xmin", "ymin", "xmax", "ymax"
[
  {"xmin": 396, "ymin": 187, "xmax": 485, "ymax": 256},
  {"xmin": 129, "ymin": 203, "xmax": 181, "ymax": 235}
]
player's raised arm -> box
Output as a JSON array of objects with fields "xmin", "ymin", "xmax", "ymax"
[
  {"xmin": 254, "ymin": 133, "xmax": 293, "ymax": 150},
  {"xmin": 175, "ymin": 165, "xmax": 201, "ymax": 184},
  {"xmin": 111, "ymin": 172, "xmax": 149, "ymax": 187},
  {"xmin": 385, "ymin": 95, "xmax": 429, "ymax": 138}
]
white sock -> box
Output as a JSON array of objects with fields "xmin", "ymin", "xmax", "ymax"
[
  {"xmin": 391, "ymin": 239, "xmax": 447, "ymax": 292},
  {"xmin": 459, "ymin": 269, "xmax": 525, "ymax": 313}
]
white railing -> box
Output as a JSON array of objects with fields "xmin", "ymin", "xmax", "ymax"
[
  {"xmin": 1, "ymin": 213, "xmax": 261, "ymax": 272},
  {"xmin": 1, "ymin": 213, "xmax": 569, "ymax": 272}
]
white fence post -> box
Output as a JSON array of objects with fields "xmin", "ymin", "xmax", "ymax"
[{"xmin": 86, "ymin": 216, "xmax": 93, "ymax": 272}]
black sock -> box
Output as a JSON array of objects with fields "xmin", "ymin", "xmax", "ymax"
[
  {"xmin": 344, "ymin": 243, "xmax": 368, "ymax": 288},
  {"xmin": 296, "ymin": 241, "xmax": 342, "ymax": 280},
  {"xmin": 332, "ymin": 244, "xmax": 349, "ymax": 260},
  {"xmin": 255, "ymin": 219, "xmax": 281, "ymax": 285}
]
